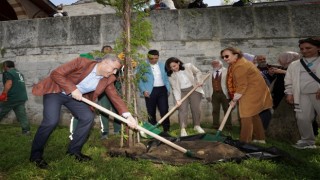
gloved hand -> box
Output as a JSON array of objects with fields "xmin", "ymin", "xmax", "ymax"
[
  {"xmin": 123, "ymin": 113, "xmax": 138, "ymax": 129},
  {"xmin": 0, "ymin": 92, "xmax": 7, "ymax": 101}
]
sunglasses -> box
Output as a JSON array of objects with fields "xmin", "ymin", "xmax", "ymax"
[{"xmin": 221, "ymin": 55, "xmax": 229, "ymax": 59}]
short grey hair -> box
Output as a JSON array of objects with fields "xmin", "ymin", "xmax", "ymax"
[
  {"xmin": 212, "ymin": 59, "xmax": 223, "ymax": 65},
  {"xmin": 101, "ymin": 54, "xmax": 122, "ymax": 64}
]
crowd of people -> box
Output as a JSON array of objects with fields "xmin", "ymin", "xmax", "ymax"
[
  {"xmin": 145, "ymin": 0, "xmax": 208, "ymax": 12},
  {"xmin": 1, "ymin": 37, "xmax": 319, "ymax": 169}
]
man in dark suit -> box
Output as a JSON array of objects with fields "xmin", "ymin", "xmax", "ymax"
[
  {"xmin": 207, "ymin": 60, "xmax": 232, "ymax": 129},
  {"xmin": 30, "ymin": 54, "xmax": 137, "ymax": 169}
]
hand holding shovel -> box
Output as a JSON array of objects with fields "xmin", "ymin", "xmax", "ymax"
[
  {"xmin": 81, "ymin": 97, "xmax": 200, "ymax": 158},
  {"xmin": 142, "ymin": 72, "xmax": 212, "ymax": 134}
]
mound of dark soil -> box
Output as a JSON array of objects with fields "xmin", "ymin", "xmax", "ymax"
[{"xmin": 102, "ymin": 136, "xmax": 245, "ymax": 165}]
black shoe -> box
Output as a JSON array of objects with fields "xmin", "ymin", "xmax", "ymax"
[
  {"xmin": 100, "ymin": 132, "xmax": 108, "ymax": 140},
  {"xmin": 22, "ymin": 131, "xmax": 32, "ymax": 136},
  {"xmin": 30, "ymin": 158, "xmax": 48, "ymax": 169},
  {"xmin": 67, "ymin": 152, "xmax": 92, "ymax": 162}
]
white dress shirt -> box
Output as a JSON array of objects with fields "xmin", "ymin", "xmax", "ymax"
[{"xmin": 151, "ymin": 63, "xmax": 165, "ymax": 87}]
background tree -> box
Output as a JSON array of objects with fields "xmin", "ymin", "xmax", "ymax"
[
  {"xmin": 0, "ymin": 47, "xmax": 6, "ymax": 72},
  {"xmin": 96, "ymin": 0, "xmax": 152, "ymax": 146}
]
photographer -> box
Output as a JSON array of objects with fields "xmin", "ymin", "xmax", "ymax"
[
  {"xmin": 268, "ymin": 52, "xmax": 300, "ymax": 109},
  {"xmin": 256, "ymin": 55, "xmax": 276, "ymax": 85}
]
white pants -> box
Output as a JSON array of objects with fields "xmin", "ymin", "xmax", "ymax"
[{"xmin": 295, "ymin": 94, "xmax": 320, "ymax": 145}]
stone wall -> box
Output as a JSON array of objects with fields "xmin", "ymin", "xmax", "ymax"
[
  {"xmin": 0, "ymin": 4, "xmax": 319, "ymax": 126},
  {"xmin": 63, "ymin": 2, "xmax": 116, "ymax": 17}
]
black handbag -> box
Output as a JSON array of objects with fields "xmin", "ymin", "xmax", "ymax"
[{"xmin": 300, "ymin": 59, "xmax": 320, "ymax": 84}]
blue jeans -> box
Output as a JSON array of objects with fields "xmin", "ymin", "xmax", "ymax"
[
  {"xmin": 30, "ymin": 93, "xmax": 94, "ymax": 160},
  {"xmin": 69, "ymin": 93, "xmax": 121, "ymax": 137}
]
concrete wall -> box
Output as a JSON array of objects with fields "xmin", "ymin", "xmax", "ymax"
[
  {"xmin": 0, "ymin": 4, "xmax": 320, "ymax": 126},
  {"xmin": 63, "ymin": 2, "xmax": 116, "ymax": 16}
]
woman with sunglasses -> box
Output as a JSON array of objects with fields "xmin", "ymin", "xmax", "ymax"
[
  {"xmin": 165, "ymin": 57, "xmax": 206, "ymax": 137},
  {"xmin": 285, "ymin": 38, "xmax": 320, "ymax": 149},
  {"xmin": 221, "ymin": 47, "xmax": 273, "ymax": 144}
]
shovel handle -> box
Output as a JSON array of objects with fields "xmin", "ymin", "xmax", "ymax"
[
  {"xmin": 217, "ymin": 104, "xmax": 233, "ymax": 131},
  {"xmin": 81, "ymin": 97, "xmax": 189, "ymax": 154},
  {"xmin": 156, "ymin": 73, "xmax": 212, "ymax": 126}
]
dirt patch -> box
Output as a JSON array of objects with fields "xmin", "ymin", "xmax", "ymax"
[{"xmin": 102, "ymin": 136, "xmax": 246, "ymax": 165}]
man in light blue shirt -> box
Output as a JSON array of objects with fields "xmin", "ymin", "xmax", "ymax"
[{"xmin": 137, "ymin": 50, "xmax": 171, "ymax": 133}]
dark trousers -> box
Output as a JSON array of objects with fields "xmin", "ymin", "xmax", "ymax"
[
  {"xmin": 71, "ymin": 93, "xmax": 121, "ymax": 136},
  {"xmin": 145, "ymin": 86, "xmax": 170, "ymax": 132},
  {"xmin": 259, "ymin": 109, "xmax": 272, "ymax": 130},
  {"xmin": 312, "ymin": 116, "xmax": 318, "ymax": 136},
  {"xmin": 30, "ymin": 93, "xmax": 94, "ymax": 160},
  {"xmin": 211, "ymin": 91, "xmax": 232, "ymax": 128},
  {"xmin": 0, "ymin": 100, "xmax": 30, "ymax": 132}
]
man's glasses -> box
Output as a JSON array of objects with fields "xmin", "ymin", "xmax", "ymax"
[{"xmin": 221, "ymin": 55, "xmax": 229, "ymax": 59}]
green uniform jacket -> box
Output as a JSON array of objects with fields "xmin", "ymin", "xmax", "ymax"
[{"xmin": 2, "ymin": 68, "xmax": 28, "ymax": 102}]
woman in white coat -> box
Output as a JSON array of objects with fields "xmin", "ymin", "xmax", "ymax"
[
  {"xmin": 285, "ymin": 37, "xmax": 320, "ymax": 149},
  {"xmin": 165, "ymin": 57, "xmax": 205, "ymax": 137}
]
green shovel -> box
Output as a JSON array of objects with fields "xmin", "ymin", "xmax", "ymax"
[
  {"xmin": 82, "ymin": 97, "xmax": 201, "ymax": 159},
  {"xmin": 202, "ymin": 104, "xmax": 233, "ymax": 142},
  {"xmin": 141, "ymin": 73, "xmax": 211, "ymax": 138}
]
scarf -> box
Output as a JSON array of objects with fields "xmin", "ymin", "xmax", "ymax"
[{"xmin": 227, "ymin": 61, "xmax": 239, "ymax": 99}]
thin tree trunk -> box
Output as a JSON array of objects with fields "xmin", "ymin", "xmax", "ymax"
[{"xmin": 123, "ymin": 0, "xmax": 134, "ymax": 147}]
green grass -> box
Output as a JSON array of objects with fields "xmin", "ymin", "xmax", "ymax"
[{"xmin": 0, "ymin": 123, "xmax": 319, "ymax": 179}]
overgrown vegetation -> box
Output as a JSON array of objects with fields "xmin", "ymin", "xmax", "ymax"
[
  {"xmin": 96, "ymin": 0, "xmax": 152, "ymax": 117},
  {"xmin": 0, "ymin": 47, "xmax": 6, "ymax": 58},
  {"xmin": 0, "ymin": 123, "xmax": 319, "ymax": 179}
]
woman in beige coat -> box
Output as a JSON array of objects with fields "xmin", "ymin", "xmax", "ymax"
[
  {"xmin": 165, "ymin": 57, "xmax": 205, "ymax": 137},
  {"xmin": 221, "ymin": 47, "xmax": 273, "ymax": 143}
]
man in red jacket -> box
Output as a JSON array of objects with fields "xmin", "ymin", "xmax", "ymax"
[{"xmin": 30, "ymin": 54, "xmax": 137, "ymax": 169}]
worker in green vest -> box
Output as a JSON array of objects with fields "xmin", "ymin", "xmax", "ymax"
[{"xmin": 0, "ymin": 61, "xmax": 31, "ymax": 135}]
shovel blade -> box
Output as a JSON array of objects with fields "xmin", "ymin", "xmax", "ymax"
[
  {"xmin": 201, "ymin": 132, "xmax": 226, "ymax": 142},
  {"xmin": 140, "ymin": 122, "xmax": 162, "ymax": 138}
]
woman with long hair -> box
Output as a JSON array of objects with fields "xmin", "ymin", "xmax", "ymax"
[{"xmin": 165, "ymin": 57, "xmax": 205, "ymax": 137}]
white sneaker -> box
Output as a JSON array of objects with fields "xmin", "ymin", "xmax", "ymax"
[
  {"xmin": 194, "ymin": 126, "xmax": 205, "ymax": 133},
  {"xmin": 292, "ymin": 142, "xmax": 317, "ymax": 149},
  {"xmin": 180, "ymin": 128, "xmax": 188, "ymax": 137},
  {"xmin": 252, "ymin": 139, "xmax": 266, "ymax": 144}
]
